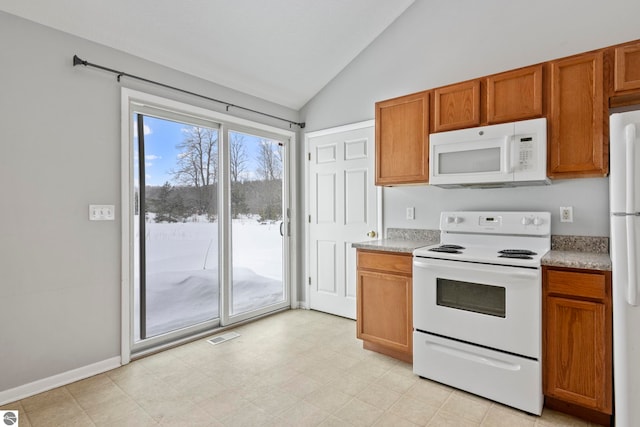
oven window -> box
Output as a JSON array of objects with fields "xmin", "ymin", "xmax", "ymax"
[{"xmin": 436, "ymin": 278, "xmax": 506, "ymax": 317}]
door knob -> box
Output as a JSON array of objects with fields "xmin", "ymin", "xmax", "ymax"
[{"xmin": 366, "ymin": 230, "xmax": 377, "ymax": 238}]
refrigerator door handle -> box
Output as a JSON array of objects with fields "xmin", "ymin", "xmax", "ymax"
[
  {"xmin": 625, "ymin": 123, "xmax": 639, "ymax": 306},
  {"xmin": 626, "ymin": 216, "xmax": 638, "ymax": 306},
  {"xmin": 625, "ymin": 124, "xmax": 636, "ymax": 214}
]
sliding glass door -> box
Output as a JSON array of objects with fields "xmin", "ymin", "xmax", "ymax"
[
  {"xmin": 129, "ymin": 102, "xmax": 290, "ymax": 351},
  {"xmin": 133, "ymin": 112, "xmax": 221, "ymax": 342},
  {"xmin": 225, "ymin": 130, "xmax": 287, "ymax": 321}
]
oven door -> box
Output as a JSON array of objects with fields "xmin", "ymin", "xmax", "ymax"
[{"xmin": 413, "ymin": 257, "xmax": 541, "ymax": 359}]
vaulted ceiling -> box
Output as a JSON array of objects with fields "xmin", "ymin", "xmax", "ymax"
[{"xmin": 0, "ymin": 0, "xmax": 415, "ymax": 110}]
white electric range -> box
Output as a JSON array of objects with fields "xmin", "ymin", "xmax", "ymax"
[{"xmin": 412, "ymin": 211, "xmax": 551, "ymax": 415}]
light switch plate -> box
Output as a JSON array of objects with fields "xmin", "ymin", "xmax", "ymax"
[{"xmin": 89, "ymin": 204, "xmax": 115, "ymax": 221}]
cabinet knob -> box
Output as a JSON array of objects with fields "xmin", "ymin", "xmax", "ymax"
[{"xmin": 366, "ymin": 230, "xmax": 377, "ymax": 238}]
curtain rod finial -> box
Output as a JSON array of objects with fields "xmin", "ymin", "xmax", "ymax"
[{"xmin": 73, "ymin": 55, "xmax": 87, "ymax": 67}]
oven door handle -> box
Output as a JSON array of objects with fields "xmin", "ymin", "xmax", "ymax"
[{"xmin": 413, "ymin": 259, "xmax": 539, "ymax": 279}]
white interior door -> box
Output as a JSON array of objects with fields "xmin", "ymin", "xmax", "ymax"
[{"xmin": 307, "ymin": 121, "xmax": 378, "ymax": 319}]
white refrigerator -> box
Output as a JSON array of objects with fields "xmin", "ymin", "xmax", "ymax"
[{"xmin": 610, "ymin": 110, "xmax": 640, "ymax": 427}]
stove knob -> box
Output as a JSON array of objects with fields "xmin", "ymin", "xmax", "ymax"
[
  {"xmin": 446, "ymin": 216, "xmax": 464, "ymax": 224},
  {"xmin": 521, "ymin": 217, "xmax": 533, "ymax": 225},
  {"xmin": 533, "ymin": 216, "xmax": 544, "ymax": 226}
]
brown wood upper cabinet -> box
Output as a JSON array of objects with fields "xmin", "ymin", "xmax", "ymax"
[
  {"xmin": 548, "ymin": 51, "xmax": 608, "ymax": 179},
  {"xmin": 433, "ymin": 66, "xmax": 544, "ymax": 132},
  {"xmin": 374, "ymin": 39, "xmax": 640, "ymax": 184},
  {"xmin": 543, "ymin": 267, "xmax": 613, "ymax": 417},
  {"xmin": 486, "ymin": 65, "xmax": 543, "ymax": 124},
  {"xmin": 375, "ymin": 91, "xmax": 429, "ymax": 186},
  {"xmin": 433, "ymin": 80, "xmax": 481, "ymax": 132},
  {"xmin": 614, "ymin": 41, "xmax": 640, "ymax": 92}
]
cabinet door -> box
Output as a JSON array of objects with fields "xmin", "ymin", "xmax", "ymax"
[
  {"xmin": 548, "ymin": 52, "xmax": 607, "ymax": 178},
  {"xmin": 486, "ymin": 65, "xmax": 543, "ymax": 124},
  {"xmin": 356, "ymin": 269, "xmax": 412, "ymax": 356},
  {"xmin": 375, "ymin": 91, "xmax": 429, "ymax": 186},
  {"xmin": 615, "ymin": 42, "xmax": 640, "ymax": 92},
  {"xmin": 544, "ymin": 295, "xmax": 610, "ymax": 412},
  {"xmin": 433, "ymin": 80, "xmax": 481, "ymax": 132}
]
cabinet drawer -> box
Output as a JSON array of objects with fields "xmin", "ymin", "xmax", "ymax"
[
  {"xmin": 546, "ymin": 269, "xmax": 606, "ymax": 300},
  {"xmin": 357, "ymin": 251, "xmax": 412, "ymax": 275}
]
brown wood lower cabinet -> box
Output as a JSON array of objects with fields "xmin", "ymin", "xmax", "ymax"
[
  {"xmin": 543, "ymin": 266, "xmax": 612, "ymax": 425},
  {"xmin": 356, "ymin": 249, "xmax": 412, "ymax": 363}
]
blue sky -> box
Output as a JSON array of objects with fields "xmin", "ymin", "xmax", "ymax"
[{"xmin": 134, "ymin": 115, "xmax": 278, "ymax": 186}]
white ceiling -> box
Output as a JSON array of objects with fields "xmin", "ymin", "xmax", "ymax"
[{"xmin": 0, "ymin": 0, "xmax": 415, "ymax": 110}]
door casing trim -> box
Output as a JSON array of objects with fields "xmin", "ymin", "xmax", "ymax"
[{"xmin": 303, "ymin": 120, "xmax": 382, "ymax": 311}]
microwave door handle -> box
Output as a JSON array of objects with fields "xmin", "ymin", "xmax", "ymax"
[{"xmin": 502, "ymin": 136, "xmax": 512, "ymax": 173}]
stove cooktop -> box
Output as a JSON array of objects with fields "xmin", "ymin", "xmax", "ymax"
[
  {"xmin": 414, "ymin": 211, "xmax": 551, "ymax": 268},
  {"xmin": 415, "ymin": 243, "xmax": 546, "ymax": 267}
]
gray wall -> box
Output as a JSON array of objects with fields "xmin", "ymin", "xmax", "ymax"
[
  {"xmin": 301, "ymin": 0, "xmax": 640, "ymax": 237},
  {"xmin": 0, "ymin": 11, "xmax": 299, "ymax": 393}
]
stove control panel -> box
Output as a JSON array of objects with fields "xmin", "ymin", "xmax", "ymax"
[
  {"xmin": 440, "ymin": 211, "xmax": 551, "ymax": 235},
  {"xmin": 479, "ymin": 215, "xmax": 502, "ymax": 226}
]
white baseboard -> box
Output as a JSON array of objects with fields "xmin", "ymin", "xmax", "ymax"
[
  {"xmin": 0, "ymin": 356, "xmax": 122, "ymax": 406},
  {"xmin": 291, "ymin": 301, "xmax": 309, "ymax": 310}
]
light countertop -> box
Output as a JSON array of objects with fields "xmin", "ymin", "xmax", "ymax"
[
  {"xmin": 351, "ymin": 238, "xmax": 437, "ymax": 254},
  {"xmin": 352, "ymin": 230, "xmax": 611, "ymax": 271},
  {"xmin": 541, "ymin": 250, "xmax": 611, "ymax": 271}
]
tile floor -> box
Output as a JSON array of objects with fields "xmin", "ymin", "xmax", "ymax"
[{"xmin": 2, "ymin": 309, "xmax": 599, "ymax": 426}]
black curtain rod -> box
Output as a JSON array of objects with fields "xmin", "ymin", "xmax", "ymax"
[{"xmin": 72, "ymin": 55, "xmax": 305, "ymax": 129}]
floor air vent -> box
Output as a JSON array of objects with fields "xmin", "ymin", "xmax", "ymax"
[{"xmin": 207, "ymin": 332, "xmax": 240, "ymax": 346}]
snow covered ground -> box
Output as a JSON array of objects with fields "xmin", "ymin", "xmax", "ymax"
[{"xmin": 134, "ymin": 216, "xmax": 284, "ymax": 339}]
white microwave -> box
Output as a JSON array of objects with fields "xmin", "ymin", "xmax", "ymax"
[{"xmin": 429, "ymin": 118, "xmax": 549, "ymax": 188}]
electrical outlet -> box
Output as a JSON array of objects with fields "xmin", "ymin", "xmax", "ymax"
[
  {"xmin": 559, "ymin": 206, "xmax": 573, "ymax": 223},
  {"xmin": 406, "ymin": 207, "xmax": 415, "ymax": 220}
]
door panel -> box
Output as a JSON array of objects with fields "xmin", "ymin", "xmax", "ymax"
[
  {"xmin": 226, "ymin": 130, "xmax": 289, "ymax": 322},
  {"xmin": 345, "ymin": 169, "xmax": 368, "ymax": 224},
  {"xmin": 133, "ymin": 113, "xmax": 220, "ymax": 342},
  {"xmin": 317, "ymin": 241, "xmax": 337, "ymax": 293},
  {"xmin": 308, "ymin": 123, "xmax": 377, "ymax": 319},
  {"xmin": 316, "ymin": 173, "xmax": 336, "ymax": 223}
]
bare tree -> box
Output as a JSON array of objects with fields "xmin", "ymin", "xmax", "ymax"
[
  {"xmin": 172, "ymin": 126, "xmax": 218, "ymax": 186},
  {"xmin": 171, "ymin": 126, "xmax": 218, "ymax": 215},
  {"xmin": 228, "ymin": 133, "xmax": 250, "ymax": 218},
  {"xmin": 229, "ymin": 133, "xmax": 249, "ymax": 183},
  {"xmin": 256, "ymin": 139, "xmax": 282, "ymax": 181}
]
